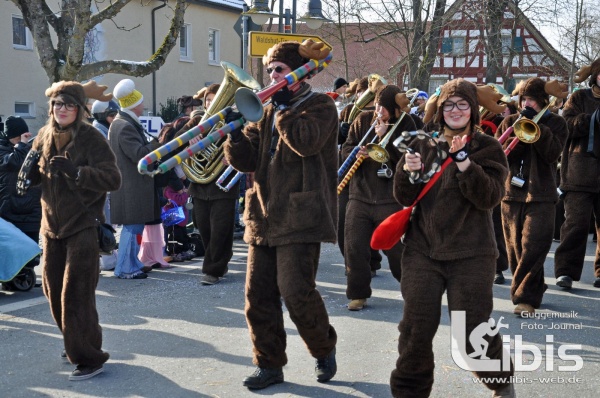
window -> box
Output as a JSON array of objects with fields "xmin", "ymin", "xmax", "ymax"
[
  {"xmin": 501, "ymin": 36, "xmax": 523, "ymax": 54},
  {"xmin": 180, "ymin": 24, "xmax": 192, "ymax": 61},
  {"xmin": 208, "ymin": 29, "xmax": 220, "ymax": 65},
  {"xmin": 12, "ymin": 15, "xmax": 32, "ymax": 50},
  {"xmin": 14, "ymin": 102, "xmax": 34, "ymax": 117},
  {"xmin": 441, "ymin": 37, "xmax": 465, "ymax": 56},
  {"xmin": 429, "ymin": 79, "xmax": 446, "ymax": 96}
]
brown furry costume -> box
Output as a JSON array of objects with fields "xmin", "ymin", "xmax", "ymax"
[
  {"xmin": 338, "ymin": 84, "xmax": 381, "ymax": 271},
  {"xmin": 223, "ymin": 41, "xmax": 338, "ymax": 368},
  {"xmin": 496, "ymin": 78, "xmax": 568, "ymax": 307},
  {"xmin": 390, "ymin": 79, "xmax": 512, "ymax": 397},
  {"xmin": 341, "ymin": 85, "xmax": 416, "ymax": 300},
  {"xmin": 554, "ymin": 59, "xmax": 600, "ymax": 282},
  {"xmin": 28, "ymin": 81, "xmax": 121, "ymax": 368}
]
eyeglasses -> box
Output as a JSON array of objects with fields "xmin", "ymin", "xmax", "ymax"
[
  {"xmin": 52, "ymin": 101, "xmax": 78, "ymax": 111},
  {"xmin": 266, "ymin": 65, "xmax": 286, "ymax": 74},
  {"xmin": 442, "ymin": 100, "xmax": 470, "ymax": 112}
]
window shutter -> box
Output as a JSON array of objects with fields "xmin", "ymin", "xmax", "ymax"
[
  {"xmin": 442, "ymin": 38, "xmax": 452, "ymax": 54},
  {"xmin": 512, "ymin": 37, "xmax": 523, "ymax": 53}
]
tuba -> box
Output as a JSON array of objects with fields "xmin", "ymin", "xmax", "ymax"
[
  {"xmin": 347, "ymin": 74, "xmax": 387, "ymax": 122},
  {"xmin": 182, "ymin": 61, "xmax": 261, "ymax": 184}
]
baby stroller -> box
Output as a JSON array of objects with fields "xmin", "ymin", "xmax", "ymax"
[{"xmin": 0, "ymin": 218, "xmax": 41, "ymax": 292}]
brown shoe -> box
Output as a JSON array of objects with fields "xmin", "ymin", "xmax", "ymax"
[
  {"xmin": 513, "ymin": 303, "xmax": 534, "ymax": 317},
  {"xmin": 347, "ymin": 299, "xmax": 366, "ymax": 311}
]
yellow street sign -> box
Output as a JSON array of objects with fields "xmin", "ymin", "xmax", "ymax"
[{"xmin": 248, "ymin": 32, "xmax": 332, "ymax": 58}]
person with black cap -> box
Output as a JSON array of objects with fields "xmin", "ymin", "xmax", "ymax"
[
  {"xmin": 224, "ymin": 40, "xmax": 338, "ymax": 390},
  {"xmin": 496, "ymin": 78, "xmax": 568, "ymax": 316},
  {"xmin": 554, "ymin": 58, "xmax": 600, "ymax": 290},
  {"xmin": 176, "ymin": 95, "xmax": 202, "ymax": 118},
  {"xmin": 0, "ymin": 116, "xmax": 41, "ymax": 243},
  {"xmin": 341, "ymin": 84, "xmax": 416, "ymax": 311},
  {"xmin": 391, "ymin": 79, "xmax": 514, "ymax": 397},
  {"xmin": 91, "ymin": 100, "xmax": 120, "ymax": 138},
  {"xmin": 25, "ymin": 80, "xmax": 121, "ymax": 381}
]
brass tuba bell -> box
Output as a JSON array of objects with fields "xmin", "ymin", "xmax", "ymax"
[{"xmin": 182, "ymin": 62, "xmax": 261, "ymax": 184}]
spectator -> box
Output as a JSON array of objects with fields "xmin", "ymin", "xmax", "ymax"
[
  {"xmin": 0, "ymin": 116, "xmax": 41, "ymax": 243},
  {"xmin": 109, "ymin": 78, "xmax": 160, "ymax": 279},
  {"xmin": 91, "ymin": 100, "xmax": 120, "ymax": 138}
]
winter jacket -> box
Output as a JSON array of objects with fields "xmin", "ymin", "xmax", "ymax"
[
  {"xmin": 341, "ymin": 110, "xmax": 416, "ymax": 205},
  {"xmin": 559, "ymin": 88, "xmax": 600, "ymax": 192},
  {"xmin": 109, "ymin": 111, "xmax": 160, "ymax": 225},
  {"xmin": 497, "ymin": 111, "xmax": 567, "ymax": 202},
  {"xmin": 394, "ymin": 131, "xmax": 508, "ymax": 260},
  {"xmin": 0, "ymin": 137, "xmax": 42, "ymax": 233},
  {"xmin": 224, "ymin": 83, "xmax": 339, "ymax": 246},
  {"xmin": 29, "ymin": 123, "xmax": 121, "ymax": 239}
]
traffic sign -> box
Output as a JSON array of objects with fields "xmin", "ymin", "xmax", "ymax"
[{"xmin": 248, "ymin": 32, "xmax": 332, "ymax": 58}]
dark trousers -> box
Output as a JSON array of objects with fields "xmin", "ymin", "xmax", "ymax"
[
  {"xmin": 345, "ymin": 199, "xmax": 403, "ymax": 299},
  {"xmin": 245, "ymin": 243, "xmax": 337, "ymax": 368},
  {"xmin": 42, "ymin": 227, "xmax": 109, "ymax": 367},
  {"xmin": 502, "ymin": 201, "xmax": 553, "ymax": 308},
  {"xmin": 390, "ymin": 248, "xmax": 512, "ymax": 397},
  {"xmin": 554, "ymin": 191, "xmax": 600, "ymax": 280},
  {"xmin": 492, "ymin": 204, "xmax": 508, "ymax": 273},
  {"xmin": 192, "ymin": 197, "xmax": 236, "ymax": 277},
  {"xmin": 338, "ymin": 185, "xmax": 382, "ymax": 271}
]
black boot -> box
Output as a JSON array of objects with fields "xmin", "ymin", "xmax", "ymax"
[
  {"xmin": 494, "ymin": 272, "xmax": 505, "ymax": 285},
  {"xmin": 315, "ymin": 347, "xmax": 337, "ymax": 382},
  {"xmin": 242, "ymin": 367, "xmax": 284, "ymax": 390}
]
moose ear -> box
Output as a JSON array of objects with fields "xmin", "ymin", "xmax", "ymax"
[
  {"xmin": 544, "ymin": 80, "xmax": 569, "ymax": 99},
  {"xmin": 476, "ymin": 84, "xmax": 506, "ymax": 115},
  {"xmin": 422, "ymin": 94, "xmax": 439, "ymax": 124},
  {"xmin": 82, "ymin": 80, "xmax": 113, "ymax": 102},
  {"xmin": 573, "ymin": 64, "xmax": 592, "ymax": 84},
  {"xmin": 298, "ymin": 39, "xmax": 330, "ymax": 60}
]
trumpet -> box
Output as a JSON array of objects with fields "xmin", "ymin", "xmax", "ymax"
[
  {"xmin": 138, "ymin": 54, "xmax": 333, "ymax": 177},
  {"xmin": 497, "ymin": 95, "xmax": 559, "ymax": 155}
]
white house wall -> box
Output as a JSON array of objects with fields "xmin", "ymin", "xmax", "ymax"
[{"xmin": 0, "ymin": 1, "xmax": 243, "ymax": 133}]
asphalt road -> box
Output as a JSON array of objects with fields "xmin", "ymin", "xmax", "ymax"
[{"xmin": 1, "ymin": 238, "xmax": 599, "ymax": 397}]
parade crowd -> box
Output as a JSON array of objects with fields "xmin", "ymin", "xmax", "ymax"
[{"xmin": 2, "ymin": 40, "xmax": 600, "ymax": 398}]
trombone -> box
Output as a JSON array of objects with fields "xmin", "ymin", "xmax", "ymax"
[
  {"xmin": 337, "ymin": 88, "xmax": 419, "ymax": 194},
  {"xmin": 497, "ymin": 95, "xmax": 559, "ymax": 155}
]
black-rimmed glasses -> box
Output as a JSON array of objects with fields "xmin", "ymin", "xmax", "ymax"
[
  {"xmin": 442, "ymin": 100, "xmax": 470, "ymax": 112},
  {"xmin": 52, "ymin": 101, "xmax": 78, "ymax": 111}
]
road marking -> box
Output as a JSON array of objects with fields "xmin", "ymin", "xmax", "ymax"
[{"xmin": 0, "ymin": 296, "xmax": 48, "ymax": 314}]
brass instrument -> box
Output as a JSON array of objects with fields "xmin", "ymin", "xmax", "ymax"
[
  {"xmin": 366, "ymin": 88, "xmax": 419, "ymax": 163},
  {"xmin": 182, "ymin": 61, "xmax": 261, "ymax": 184},
  {"xmin": 347, "ymin": 74, "xmax": 387, "ymax": 122}
]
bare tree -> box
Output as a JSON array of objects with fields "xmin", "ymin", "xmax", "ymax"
[{"xmin": 10, "ymin": 0, "xmax": 187, "ymax": 83}]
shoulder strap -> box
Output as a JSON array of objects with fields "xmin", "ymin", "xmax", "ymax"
[{"xmin": 412, "ymin": 157, "xmax": 452, "ymax": 205}]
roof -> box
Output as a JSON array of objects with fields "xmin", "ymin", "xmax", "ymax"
[{"xmin": 192, "ymin": 0, "xmax": 246, "ymax": 11}]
